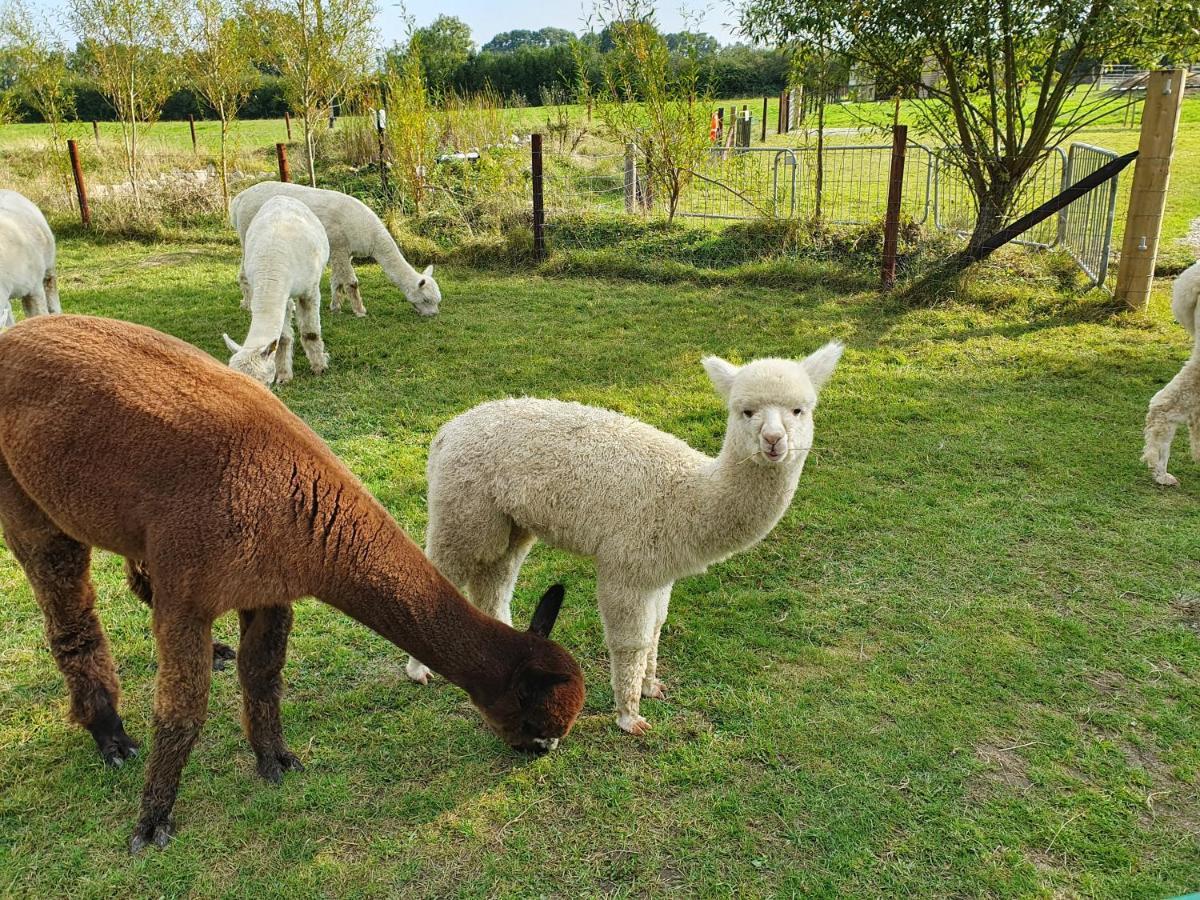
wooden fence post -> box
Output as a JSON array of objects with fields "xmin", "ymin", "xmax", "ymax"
[
  {"xmin": 761, "ymin": 96, "xmax": 768, "ymax": 142},
  {"xmin": 624, "ymin": 143, "xmax": 638, "ymax": 213},
  {"xmin": 881, "ymin": 125, "xmax": 908, "ymax": 290},
  {"xmin": 531, "ymin": 133, "xmax": 545, "ymax": 260},
  {"xmin": 284, "ymin": 111, "xmax": 292, "ymax": 141},
  {"xmin": 91, "ymin": 121, "xmax": 99, "ymax": 143},
  {"xmin": 1116, "ymin": 68, "xmax": 1186, "ymax": 310},
  {"xmin": 188, "ymin": 114, "xmax": 197, "ymax": 154},
  {"xmin": 67, "ymin": 140, "xmax": 91, "ymax": 228},
  {"xmin": 276, "ymin": 143, "xmax": 291, "ymax": 182}
]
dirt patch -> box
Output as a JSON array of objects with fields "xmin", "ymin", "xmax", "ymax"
[
  {"xmin": 139, "ymin": 249, "xmax": 213, "ymax": 268},
  {"xmin": 1171, "ymin": 594, "xmax": 1200, "ymax": 633},
  {"xmin": 972, "ymin": 741, "xmax": 1034, "ymax": 793}
]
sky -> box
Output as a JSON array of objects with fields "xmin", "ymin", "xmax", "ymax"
[{"xmin": 373, "ymin": 0, "xmax": 745, "ymax": 50}]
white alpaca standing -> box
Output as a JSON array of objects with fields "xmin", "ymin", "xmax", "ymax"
[
  {"xmin": 0, "ymin": 190, "xmax": 60, "ymax": 328},
  {"xmin": 1143, "ymin": 260, "xmax": 1200, "ymax": 486},
  {"xmin": 230, "ymin": 181, "xmax": 441, "ymax": 318},
  {"xmin": 222, "ymin": 196, "xmax": 330, "ymax": 386},
  {"xmin": 407, "ymin": 345, "xmax": 844, "ymax": 734}
]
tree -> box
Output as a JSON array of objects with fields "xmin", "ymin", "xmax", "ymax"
[
  {"xmin": 595, "ymin": 0, "xmax": 711, "ymax": 223},
  {"xmin": 69, "ymin": 0, "xmax": 183, "ymax": 207},
  {"xmin": 383, "ymin": 38, "xmax": 437, "ymax": 214},
  {"xmin": 177, "ymin": 0, "xmax": 258, "ymax": 211},
  {"xmin": 740, "ymin": 0, "xmax": 1200, "ymax": 269},
  {"xmin": 664, "ymin": 31, "xmax": 718, "ymax": 56},
  {"xmin": 481, "ymin": 27, "xmax": 574, "ymax": 54},
  {"xmin": 0, "ymin": 0, "xmax": 75, "ymax": 141},
  {"xmin": 409, "ymin": 14, "xmax": 473, "ymax": 94},
  {"xmin": 254, "ymin": 0, "xmax": 378, "ymax": 186}
]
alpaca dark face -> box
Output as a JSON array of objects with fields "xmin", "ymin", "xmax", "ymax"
[{"xmin": 475, "ymin": 585, "xmax": 585, "ymax": 753}]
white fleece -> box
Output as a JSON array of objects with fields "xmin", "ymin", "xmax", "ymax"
[
  {"xmin": 1143, "ymin": 259, "xmax": 1200, "ymax": 486},
  {"xmin": 223, "ymin": 196, "xmax": 330, "ymax": 386},
  {"xmin": 0, "ymin": 190, "xmax": 59, "ymax": 328},
  {"xmin": 407, "ymin": 344, "xmax": 845, "ymax": 734},
  {"xmin": 230, "ymin": 181, "xmax": 441, "ymax": 318}
]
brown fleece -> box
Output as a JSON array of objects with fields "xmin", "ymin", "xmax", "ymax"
[{"xmin": 0, "ymin": 315, "xmax": 584, "ymax": 851}]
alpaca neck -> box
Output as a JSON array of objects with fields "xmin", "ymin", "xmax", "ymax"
[
  {"xmin": 685, "ymin": 439, "xmax": 806, "ymax": 562},
  {"xmin": 371, "ymin": 223, "xmax": 419, "ymax": 294},
  {"xmin": 313, "ymin": 493, "xmax": 517, "ymax": 702},
  {"xmin": 245, "ymin": 275, "xmax": 289, "ymax": 347}
]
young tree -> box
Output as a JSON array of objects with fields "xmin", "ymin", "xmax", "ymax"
[
  {"xmin": 254, "ymin": 0, "xmax": 378, "ymax": 186},
  {"xmin": 740, "ymin": 0, "xmax": 1200, "ymax": 269},
  {"xmin": 177, "ymin": 0, "xmax": 258, "ymax": 212},
  {"xmin": 0, "ymin": 0, "xmax": 75, "ymax": 142},
  {"xmin": 594, "ymin": 0, "xmax": 711, "ymax": 223},
  {"xmin": 383, "ymin": 38, "xmax": 437, "ymax": 214},
  {"xmin": 68, "ymin": 0, "xmax": 183, "ymax": 207}
]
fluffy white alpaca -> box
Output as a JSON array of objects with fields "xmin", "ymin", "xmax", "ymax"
[
  {"xmin": 1143, "ymin": 259, "xmax": 1200, "ymax": 485},
  {"xmin": 230, "ymin": 181, "xmax": 440, "ymax": 318},
  {"xmin": 0, "ymin": 190, "xmax": 60, "ymax": 328},
  {"xmin": 222, "ymin": 196, "xmax": 330, "ymax": 385},
  {"xmin": 407, "ymin": 344, "xmax": 844, "ymax": 734}
]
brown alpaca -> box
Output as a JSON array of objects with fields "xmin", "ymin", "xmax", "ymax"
[{"xmin": 0, "ymin": 315, "xmax": 584, "ymax": 853}]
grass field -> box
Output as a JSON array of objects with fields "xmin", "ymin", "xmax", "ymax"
[{"xmin": 0, "ymin": 226, "xmax": 1198, "ymax": 897}]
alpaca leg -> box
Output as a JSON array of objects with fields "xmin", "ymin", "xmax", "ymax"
[
  {"xmin": 598, "ymin": 576, "xmax": 657, "ymax": 735},
  {"xmin": 330, "ymin": 253, "xmax": 361, "ymax": 315},
  {"xmin": 464, "ymin": 526, "xmax": 535, "ymax": 625},
  {"xmin": 237, "ymin": 606, "xmax": 302, "ymax": 783},
  {"xmin": 0, "ymin": 486, "xmax": 136, "ymax": 767},
  {"xmin": 44, "ymin": 272, "xmax": 61, "ymax": 314},
  {"xmin": 130, "ymin": 608, "xmax": 213, "ymax": 852},
  {"xmin": 274, "ymin": 300, "xmax": 296, "ymax": 384},
  {"xmin": 238, "ymin": 265, "xmax": 251, "ymax": 311},
  {"xmin": 641, "ymin": 584, "xmax": 672, "ymax": 700},
  {"xmin": 124, "ymin": 558, "xmax": 235, "ymax": 671},
  {"xmin": 295, "ymin": 291, "xmax": 329, "ymax": 376},
  {"xmin": 0, "ymin": 296, "xmax": 14, "ymax": 328},
  {"xmin": 1188, "ymin": 406, "xmax": 1200, "ymax": 463},
  {"xmin": 1143, "ymin": 371, "xmax": 1191, "ymax": 486}
]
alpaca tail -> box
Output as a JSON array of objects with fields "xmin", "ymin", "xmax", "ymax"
[{"xmin": 1170, "ymin": 260, "xmax": 1200, "ymax": 338}]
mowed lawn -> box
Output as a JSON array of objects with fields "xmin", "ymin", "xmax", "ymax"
[{"xmin": 0, "ymin": 233, "xmax": 1199, "ymax": 898}]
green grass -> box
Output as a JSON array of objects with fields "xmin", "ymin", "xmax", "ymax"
[{"xmin": 0, "ymin": 227, "xmax": 1198, "ymax": 897}]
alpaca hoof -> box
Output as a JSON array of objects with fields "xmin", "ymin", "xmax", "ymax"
[
  {"xmin": 275, "ymin": 372, "xmax": 293, "ymax": 386},
  {"xmin": 257, "ymin": 749, "xmax": 304, "ymax": 784},
  {"xmin": 406, "ymin": 659, "xmax": 431, "ymax": 685},
  {"xmin": 98, "ymin": 731, "xmax": 140, "ymax": 768},
  {"xmin": 310, "ymin": 353, "xmax": 330, "ymax": 376},
  {"xmin": 1154, "ymin": 472, "xmax": 1180, "ymax": 487},
  {"xmin": 212, "ymin": 641, "xmax": 237, "ymax": 671},
  {"xmin": 617, "ymin": 714, "xmax": 651, "ymax": 736},
  {"xmin": 641, "ymin": 679, "xmax": 666, "ymax": 700},
  {"xmin": 353, "ymin": 309, "xmax": 367, "ymax": 319},
  {"xmin": 129, "ymin": 819, "xmax": 173, "ymax": 853}
]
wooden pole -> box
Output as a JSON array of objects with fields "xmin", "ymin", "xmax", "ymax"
[
  {"xmin": 761, "ymin": 96, "xmax": 768, "ymax": 142},
  {"xmin": 67, "ymin": 140, "xmax": 91, "ymax": 228},
  {"xmin": 881, "ymin": 125, "xmax": 908, "ymax": 290},
  {"xmin": 91, "ymin": 121, "xmax": 100, "ymax": 143},
  {"xmin": 1116, "ymin": 68, "xmax": 1185, "ymax": 310},
  {"xmin": 188, "ymin": 114, "xmax": 197, "ymax": 154},
  {"xmin": 284, "ymin": 111, "xmax": 292, "ymax": 141},
  {"xmin": 276, "ymin": 142, "xmax": 291, "ymax": 182},
  {"xmin": 624, "ymin": 143, "xmax": 637, "ymax": 213},
  {"xmin": 717, "ymin": 107, "xmax": 724, "ymax": 143},
  {"xmin": 531, "ymin": 133, "xmax": 545, "ymax": 260}
]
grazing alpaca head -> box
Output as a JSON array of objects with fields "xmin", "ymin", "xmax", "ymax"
[
  {"xmin": 703, "ymin": 342, "xmax": 844, "ymax": 467},
  {"xmin": 405, "ymin": 265, "xmax": 441, "ymax": 317},
  {"xmin": 471, "ymin": 585, "xmax": 585, "ymax": 753},
  {"xmin": 223, "ymin": 334, "xmax": 278, "ymax": 385}
]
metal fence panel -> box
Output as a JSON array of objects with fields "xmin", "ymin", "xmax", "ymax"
[{"xmin": 1059, "ymin": 143, "xmax": 1121, "ymax": 287}]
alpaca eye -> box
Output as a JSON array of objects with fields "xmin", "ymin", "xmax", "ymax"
[
  {"xmin": 743, "ymin": 410, "xmax": 754, "ymax": 419},
  {"xmin": 793, "ymin": 408, "xmax": 804, "ymax": 416}
]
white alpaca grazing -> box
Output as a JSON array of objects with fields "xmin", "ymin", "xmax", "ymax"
[
  {"xmin": 406, "ymin": 344, "xmax": 844, "ymax": 734},
  {"xmin": 0, "ymin": 190, "xmax": 60, "ymax": 328},
  {"xmin": 1143, "ymin": 260, "xmax": 1200, "ymax": 486},
  {"xmin": 230, "ymin": 181, "xmax": 440, "ymax": 318},
  {"xmin": 222, "ymin": 196, "xmax": 330, "ymax": 386}
]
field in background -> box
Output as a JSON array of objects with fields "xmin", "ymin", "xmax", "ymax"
[{"xmin": 0, "ymin": 230, "xmax": 1198, "ymax": 896}]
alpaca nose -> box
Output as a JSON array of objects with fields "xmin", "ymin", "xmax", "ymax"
[{"xmin": 763, "ymin": 430, "xmax": 784, "ymax": 446}]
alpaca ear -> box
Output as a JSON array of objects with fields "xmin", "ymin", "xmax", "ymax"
[
  {"xmin": 422, "ymin": 264, "xmax": 434, "ymax": 277},
  {"xmin": 800, "ymin": 341, "xmax": 844, "ymax": 391},
  {"xmin": 702, "ymin": 356, "xmax": 738, "ymax": 399},
  {"xmin": 259, "ymin": 339, "xmax": 279, "ymax": 358},
  {"xmin": 222, "ymin": 333, "xmax": 241, "ymax": 354},
  {"xmin": 527, "ymin": 583, "xmax": 565, "ymax": 637}
]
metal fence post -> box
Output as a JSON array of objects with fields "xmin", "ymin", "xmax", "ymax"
[
  {"xmin": 761, "ymin": 96, "xmax": 768, "ymax": 142},
  {"xmin": 624, "ymin": 143, "xmax": 638, "ymax": 213},
  {"xmin": 188, "ymin": 114, "xmax": 198, "ymax": 154},
  {"xmin": 276, "ymin": 143, "xmax": 291, "ymax": 182},
  {"xmin": 532, "ymin": 133, "xmax": 545, "ymax": 259},
  {"xmin": 92, "ymin": 121, "xmax": 99, "ymax": 144},
  {"xmin": 881, "ymin": 125, "xmax": 908, "ymax": 290},
  {"xmin": 67, "ymin": 139, "xmax": 91, "ymax": 228}
]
